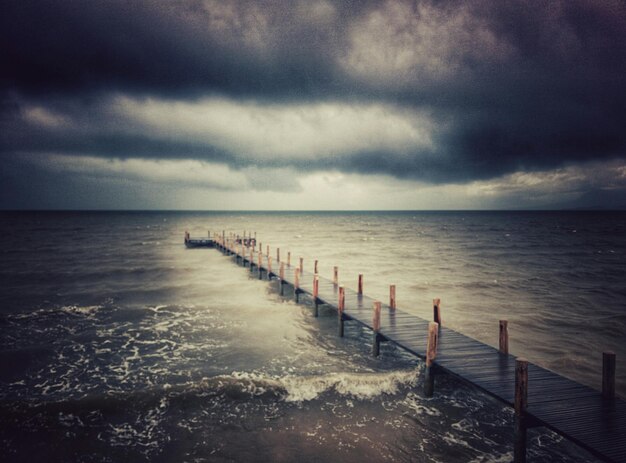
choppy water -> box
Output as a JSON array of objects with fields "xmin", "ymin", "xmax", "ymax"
[{"xmin": 1, "ymin": 211, "xmax": 624, "ymax": 462}]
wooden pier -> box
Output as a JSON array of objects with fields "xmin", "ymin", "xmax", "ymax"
[
  {"xmin": 190, "ymin": 232, "xmax": 625, "ymax": 463},
  {"xmin": 184, "ymin": 231, "xmax": 214, "ymax": 248}
]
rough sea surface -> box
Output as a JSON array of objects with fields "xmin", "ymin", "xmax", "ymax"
[{"xmin": 1, "ymin": 211, "xmax": 624, "ymax": 462}]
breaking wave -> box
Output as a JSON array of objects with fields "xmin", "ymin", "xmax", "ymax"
[{"xmin": 176, "ymin": 369, "xmax": 420, "ymax": 403}]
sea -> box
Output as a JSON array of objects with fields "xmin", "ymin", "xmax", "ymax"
[{"xmin": 1, "ymin": 211, "xmax": 624, "ymax": 463}]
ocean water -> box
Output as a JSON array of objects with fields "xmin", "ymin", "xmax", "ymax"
[{"xmin": 1, "ymin": 210, "xmax": 624, "ymax": 462}]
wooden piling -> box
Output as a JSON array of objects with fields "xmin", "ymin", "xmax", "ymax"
[
  {"xmin": 313, "ymin": 274, "xmax": 319, "ymax": 317},
  {"xmin": 258, "ymin": 251, "xmax": 263, "ymax": 279},
  {"xmin": 294, "ymin": 268, "xmax": 300, "ymax": 302},
  {"xmin": 372, "ymin": 301, "xmax": 382, "ymax": 356},
  {"xmin": 314, "ymin": 259, "xmax": 318, "ymax": 274},
  {"xmin": 499, "ymin": 320, "xmax": 509, "ymax": 355},
  {"xmin": 372, "ymin": 301, "xmax": 382, "ymax": 331},
  {"xmin": 390, "ymin": 285, "xmax": 396, "ymax": 310},
  {"xmin": 266, "ymin": 244, "xmax": 269, "ymax": 257},
  {"xmin": 277, "ymin": 248, "xmax": 280, "ymax": 263},
  {"xmin": 433, "ymin": 298, "xmax": 442, "ymax": 327},
  {"xmin": 250, "ymin": 246, "xmax": 254, "ymax": 272},
  {"xmin": 603, "ymin": 351, "xmax": 616, "ymax": 400},
  {"xmin": 280, "ymin": 262, "xmax": 285, "ymax": 295},
  {"xmin": 287, "ymin": 251, "xmax": 291, "ymax": 267},
  {"xmin": 299, "ymin": 257, "xmax": 304, "ymax": 274},
  {"xmin": 338, "ymin": 285, "xmax": 345, "ymax": 337},
  {"xmin": 268, "ymin": 256, "xmax": 272, "ymax": 279},
  {"xmin": 514, "ymin": 358, "xmax": 528, "ymax": 463},
  {"xmin": 358, "ymin": 274, "xmax": 363, "ymax": 295},
  {"xmin": 424, "ymin": 321, "xmax": 439, "ymax": 397},
  {"xmin": 333, "ymin": 266, "xmax": 338, "ymax": 285}
]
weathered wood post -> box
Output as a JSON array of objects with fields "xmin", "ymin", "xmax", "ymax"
[
  {"xmin": 333, "ymin": 266, "xmax": 338, "ymax": 286},
  {"xmin": 313, "ymin": 274, "xmax": 319, "ymax": 317},
  {"xmin": 514, "ymin": 358, "xmax": 528, "ymax": 463},
  {"xmin": 250, "ymin": 246, "xmax": 255, "ymax": 272},
  {"xmin": 266, "ymin": 244, "xmax": 269, "ymax": 257},
  {"xmin": 603, "ymin": 351, "xmax": 616, "ymax": 400},
  {"xmin": 279, "ymin": 262, "xmax": 285, "ymax": 295},
  {"xmin": 277, "ymin": 248, "xmax": 280, "ymax": 263},
  {"xmin": 390, "ymin": 285, "xmax": 396, "ymax": 310},
  {"xmin": 287, "ymin": 251, "xmax": 291, "ymax": 267},
  {"xmin": 499, "ymin": 320, "xmax": 509, "ymax": 354},
  {"xmin": 314, "ymin": 259, "xmax": 318, "ymax": 274},
  {"xmin": 433, "ymin": 298, "xmax": 442, "ymax": 327},
  {"xmin": 372, "ymin": 301, "xmax": 382, "ymax": 356},
  {"xmin": 299, "ymin": 257, "xmax": 304, "ymax": 274},
  {"xmin": 267, "ymin": 256, "xmax": 272, "ymax": 279},
  {"xmin": 358, "ymin": 274, "xmax": 363, "ymax": 295},
  {"xmin": 424, "ymin": 321, "xmax": 439, "ymax": 397},
  {"xmin": 259, "ymin": 242, "xmax": 262, "ymax": 256},
  {"xmin": 338, "ymin": 285, "xmax": 345, "ymax": 337},
  {"xmin": 258, "ymin": 250, "xmax": 263, "ymax": 279},
  {"xmin": 294, "ymin": 268, "xmax": 300, "ymax": 302}
]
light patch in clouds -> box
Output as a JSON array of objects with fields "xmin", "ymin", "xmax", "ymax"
[
  {"xmin": 6, "ymin": 153, "xmax": 625, "ymax": 210},
  {"xmin": 466, "ymin": 160, "xmax": 626, "ymax": 201},
  {"xmin": 341, "ymin": 1, "xmax": 513, "ymax": 85},
  {"xmin": 22, "ymin": 106, "xmax": 71, "ymax": 129},
  {"xmin": 112, "ymin": 95, "xmax": 437, "ymax": 161},
  {"xmin": 200, "ymin": 0, "xmax": 272, "ymax": 53},
  {"xmin": 290, "ymin": 159, "xmax": 626, "ymax": 210},
  {"xmin": 29, "ymin": 155, "xmax": 249, "ymax": 191},
  {"xmin": 24, "ymin": 153, "xmax": 303, "ymax": 193},
  {"xmin": 296, "ymin": 0, "xmax": 337, "ymax": 25}
]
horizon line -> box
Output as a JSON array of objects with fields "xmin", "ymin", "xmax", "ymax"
[{"xmin": 1, "ymin": 208, "xmax": 625, "ymax": 213}]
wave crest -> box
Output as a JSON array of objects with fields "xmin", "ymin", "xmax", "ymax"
[{"xmin": 193, "ymin": 369, "xmax": 420, "ymax": 403}]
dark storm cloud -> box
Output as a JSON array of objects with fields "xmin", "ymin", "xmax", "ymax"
[
  {"xmin": 0, "ymin": 0, "xmax": 349, "ymax": 97},
  {"xmin": 1, "ymin": 0, "xmax": 626, "ymax": 186}
]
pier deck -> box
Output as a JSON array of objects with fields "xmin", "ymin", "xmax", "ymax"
[{"xmin": 203, "ymin": 234, "xmax": 625, "ymax": 463}]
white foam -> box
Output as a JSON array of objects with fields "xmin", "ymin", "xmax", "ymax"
[
  {"xmin": 281, "ymin": 369, "xmax": 420, "ymax": 402},
  {"xmin": 60, "ymin": 305, "xmax": 103, "ymax": 316},
  {"xmin": 192, "ymin": 369, "xmax": 420, "ymax": 403}
]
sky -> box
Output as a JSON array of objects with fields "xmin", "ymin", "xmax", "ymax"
[{"xmin": 1, "ymin": 0, "xmax": 626, "ymax": 210}]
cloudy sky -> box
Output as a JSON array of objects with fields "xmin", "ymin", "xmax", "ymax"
[{"xmin": 1, "ymin": 0, "xmax": 625, "ymax": 210}]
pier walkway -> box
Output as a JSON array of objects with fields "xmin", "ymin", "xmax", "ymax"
[{"xmin": 194, "ymin": 232, "xmax": 624, "ymax": 463}]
